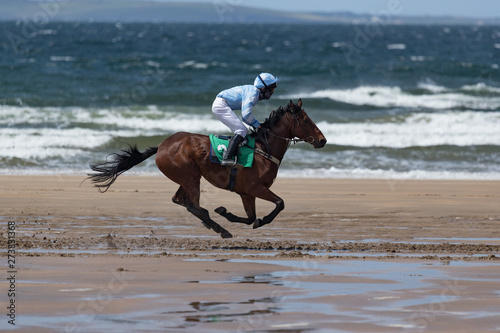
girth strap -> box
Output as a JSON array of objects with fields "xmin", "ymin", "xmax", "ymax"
[
  {"xmin": 227, "ymin": 167, "xmax": 238, "ymax": 192},
  {"xmin": 254, "ymin": 148, "xmax": 280, "ymax": 166}
]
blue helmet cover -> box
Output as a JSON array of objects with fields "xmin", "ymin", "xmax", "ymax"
[{"xmin": 254, "ymin": 73, "xmax": 279, "ymax": 89}]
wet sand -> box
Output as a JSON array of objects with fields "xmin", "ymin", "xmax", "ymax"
[{"xmin": 1, "ymin": 175, "xmax": 500, "ymax": 332}]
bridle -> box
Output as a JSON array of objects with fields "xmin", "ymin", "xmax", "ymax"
[
  {"xmin": 290, "ymin": 110, "xmax": 316, "ymax": 145},
  {"xmin": 257, "ymin": 109, "xmax": 316, "ymax": 160},
  {"xmin": 263, "ymin": 109, "xmax": 315, "ymax": 143}
]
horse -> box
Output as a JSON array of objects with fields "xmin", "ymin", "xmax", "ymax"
[{"xmin": 88, "ymin": 99, "xmax": 327, "ymax": 238}]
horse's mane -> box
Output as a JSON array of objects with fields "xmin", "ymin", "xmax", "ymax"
[{"xmin": 250, "ymin": 102, "xmax": 299, "ymax": 139}]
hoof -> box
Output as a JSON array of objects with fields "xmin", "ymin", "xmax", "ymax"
[
  {"xmin": 253, "ymin": 219, "xmax": 263, "ymax": 229},
  {"xmin": 221, "ymin": 230, "xmax": 233, "ymax": 239},
  {"xmin": 214, "ymin": 207, "xmax": 227, "ymax": 215}
]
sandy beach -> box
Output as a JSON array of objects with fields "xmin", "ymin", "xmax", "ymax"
[{"xmin": 1, "ymin": 175, "xmax": 500, "ymax": 332}]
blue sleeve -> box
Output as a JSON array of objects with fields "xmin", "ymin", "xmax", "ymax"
[{"xmin": 241, "ymin": 88, "xmax": 261, "ymax": 127}]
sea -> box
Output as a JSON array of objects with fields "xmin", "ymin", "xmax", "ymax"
[{"xmin": 1, "ymin": 22, "xmax": 500, "ymax": 179}]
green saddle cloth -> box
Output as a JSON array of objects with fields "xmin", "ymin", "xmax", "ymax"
[{"xmin": 209, "ymin": 135, "xmax": 256, "ymax": 167}]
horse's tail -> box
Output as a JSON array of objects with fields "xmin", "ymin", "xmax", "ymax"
[{"xmin": 88, "ymin": 145, "xmax": 158, "ymax": 192}]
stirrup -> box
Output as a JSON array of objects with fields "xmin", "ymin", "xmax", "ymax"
[{"xmin": 221, "ymin": 156, "xmax": 237, "ymax": 166}]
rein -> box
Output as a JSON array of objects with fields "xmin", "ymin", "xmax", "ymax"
[{"xmin": 254, "ymin": 147, "xmax": 281, "ymax": 166}]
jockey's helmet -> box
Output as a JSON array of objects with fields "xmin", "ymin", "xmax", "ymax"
[{"xmin": 254, "ymin": 73, "xmax": 278, "ymax": 99}]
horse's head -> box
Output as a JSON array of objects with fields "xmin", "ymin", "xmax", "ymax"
[{"xmin": 285, "ymin": 99, "xmax": 327, "ymax": 149}]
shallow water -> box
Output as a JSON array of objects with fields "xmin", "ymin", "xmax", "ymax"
[{"xmin": 10, "ymin": 258, "xmax": 500, "ymax": 332}]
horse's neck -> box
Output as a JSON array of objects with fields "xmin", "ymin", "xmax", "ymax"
[
  {"xmin": 265, "ymin": 120, "xmax": 293, "ymax": 161},
  {"xmin": 267, "ymin": 135, "xmax": 289, "ymax": 162}
]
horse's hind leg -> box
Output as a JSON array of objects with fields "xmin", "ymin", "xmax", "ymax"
[
  {"xmin": 174, "ymin": 185, "xmax": 233, "ymax": 239},
  {"xmin": 187, "ymin": 205, "xmax": 232, "ymax": 238},
  {"xmin": 172, "ymin": 186, "xmax": 189, "ymax": 207},
  {"xmin": 215, "ymin": 195, "xmax": 256, "ymax": 225}
]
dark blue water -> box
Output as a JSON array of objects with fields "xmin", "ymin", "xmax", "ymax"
[{"xmin": 1, "ymin": 22, "xmax": 500, "ymax": 178}]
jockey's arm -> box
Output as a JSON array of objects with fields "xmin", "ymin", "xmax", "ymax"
[{"xmin": 241, "ymin": 94, "xmax": 260, "ymax": 128}]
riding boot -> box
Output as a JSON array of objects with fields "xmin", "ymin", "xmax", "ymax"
[{"xmin": 221, "ymin": 134, "xmax": 244, "ymax": 166}]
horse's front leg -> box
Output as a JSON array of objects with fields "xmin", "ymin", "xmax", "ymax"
[
  {"xmin": 215, "ymin": 195, "xmax": 256, "ymax": 225},
  {"xmin": 252, "ymin": 187, "xmax": 284, "ymax": 229}
]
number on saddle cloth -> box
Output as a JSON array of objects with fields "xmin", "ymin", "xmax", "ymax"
[{"xmin": 209, "ymin": 134, "xmax": 255, "ymax": 167}]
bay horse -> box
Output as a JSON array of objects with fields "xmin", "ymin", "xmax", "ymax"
[{"xmin": 88, "ymin": 99, "xmax": 326, "ymax": 238}]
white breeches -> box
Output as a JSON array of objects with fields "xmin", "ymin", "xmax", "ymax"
[{"xmin": 212, "ymin": 97, "xmax": 248, "ymax": 137}]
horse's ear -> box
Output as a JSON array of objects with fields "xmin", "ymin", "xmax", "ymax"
[
  {"xmin": 297, "ymin": 98, "xmax": 302, "ymax": 108},
  {"xmin": 289, "ymin": 100, "xmax": 294, "ymax": 107}
]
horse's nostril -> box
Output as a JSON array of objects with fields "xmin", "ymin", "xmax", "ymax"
[{"xmin": 320, "ymin": 138, "xmax": 327, "ymax": 146}]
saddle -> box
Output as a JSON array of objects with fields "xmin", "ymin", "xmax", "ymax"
[{"xmin": 209, "ymin": 135, "xmax": 255, "ymax": 168}]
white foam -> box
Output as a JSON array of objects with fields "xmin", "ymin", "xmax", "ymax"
[
  {"xmin": 0, "ymin": 104, "xmax": 227, "ymax": 135},
  {"xmin": 297, "ymin": 85, "xmax": 500, "ymax": 110},
  {"xmin": 461, "ymin": 82, "xmax": 500, "ymax": 93},
  {"xmin": 318, "ymin": 111, "xmax": 500, "ymax": 148},
  {"xmin": 76, "ymin": 109, "xmax": 225, "ymax": 133},
  {"xmin": 417, "ymin": 80, "xmax": 447, "ymax": 93},
  {"xmin": 0, "ymin": 105, "xmax": 232, "ymax": 161},
  {"xmin": 2, "ymin": 165, "xmax": 498, "ymax": 180},
  {"xmin": 1, "ymin": 106, "xmax": 499, "ymax": 157},
  {"xmin": 387, "ymin": 43, "xmax": 406, "ymax": 50},
  {"xmin": 50, "ymin": 56, "xmax": 76, "ymax": 62},
  {"xmin": 0, "ymin": 128, "xmax": 111, "ymax": 159},
  {"xmin": 278, "ymin": 167, "xmax": 500, "ymax": 181},
  {"xmin": 177, "ymin": 60, "xmax": 209, "ymax": 69},
  {"xmin": 410, "ymin": 55, "xmax": 433, "ymax": 62},
  {"xmin": 2, "ymin": 104, "xmax": 499, "ymax": 179}
]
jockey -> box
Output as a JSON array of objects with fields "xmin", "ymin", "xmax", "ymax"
[{"xmin": 212, "ymin": 73, "xmax": 278, "ymax": 166}]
